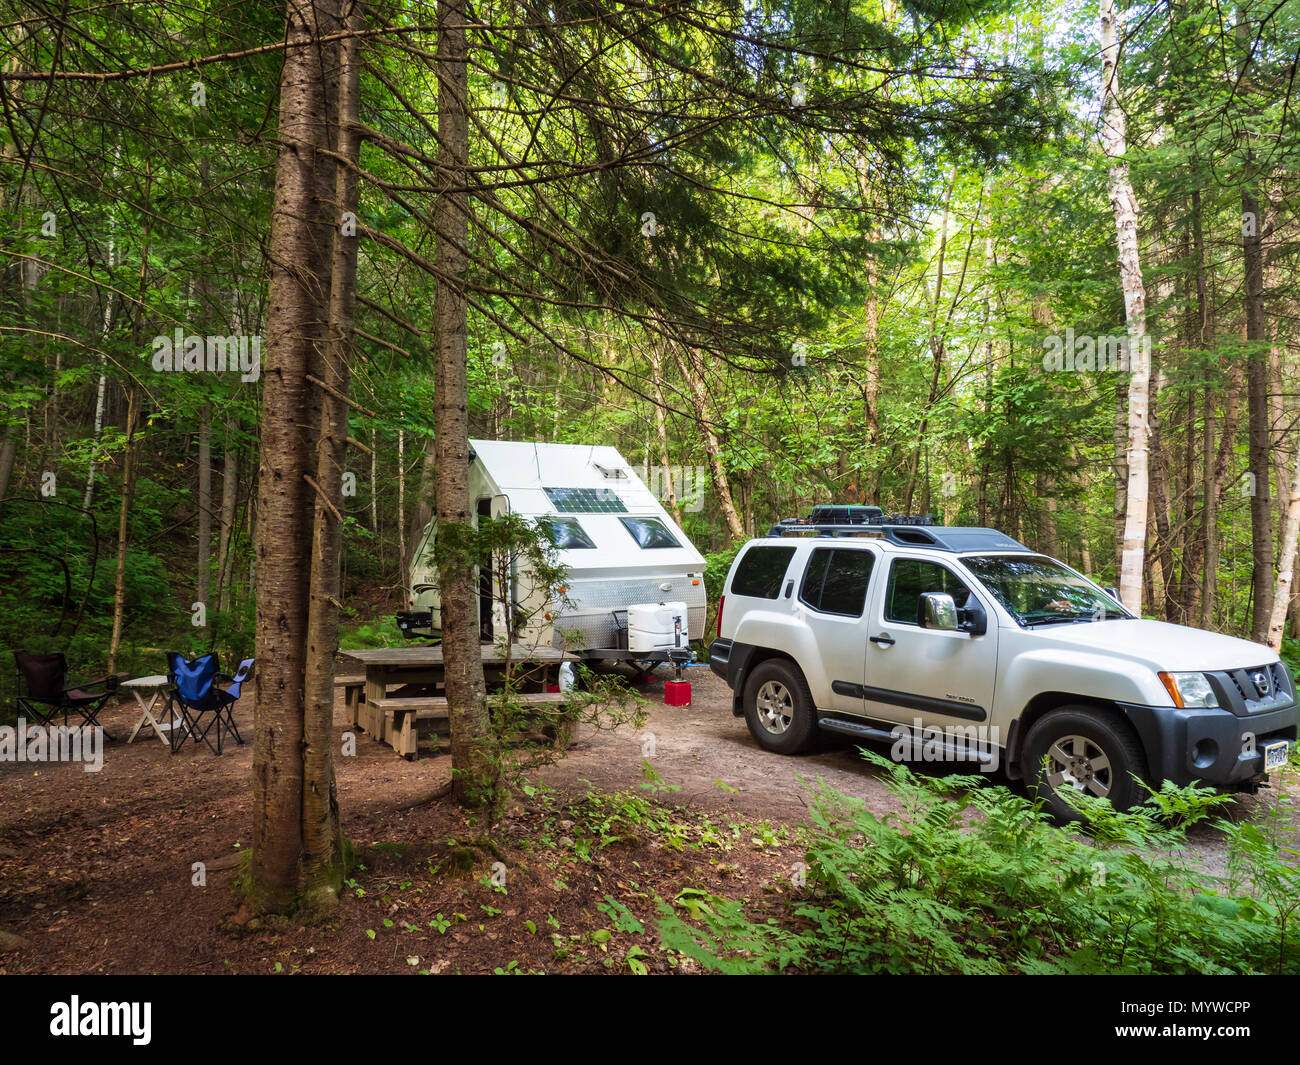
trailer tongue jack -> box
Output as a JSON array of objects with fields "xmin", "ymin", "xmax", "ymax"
[
  {"xmin": 663, "ymin": 614, "xmax": 693, "ymax": 706},
  {"xmin": 664, "ymin": 647, "xmax": 693, "ymax": 706}
]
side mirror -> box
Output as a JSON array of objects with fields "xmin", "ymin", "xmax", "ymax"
[
  {"xmin": 919, "ymin": 592, "xmax": 959, "ymax": 630},
  {"xmin": 957, "ymin": 597, "xmax": 988, "ymax": 636},
  {"xmin": 1103, "ymin": 586, "xmax": 1121, "ymax": 603}
]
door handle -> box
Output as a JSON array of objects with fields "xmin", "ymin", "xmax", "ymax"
[{"xmin": 869, "ymin": 633, "xmax": 895, "ymax": 647}]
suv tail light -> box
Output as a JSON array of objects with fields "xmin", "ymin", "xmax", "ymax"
[{"xmin": 715, "ymin": 595, "xmax": 725, "ymax": 635}]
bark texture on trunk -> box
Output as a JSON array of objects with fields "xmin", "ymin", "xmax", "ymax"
[
  {"xmin": 435, "ymin": 0, "xmax": 496, "ymax": 809},
  {"xmin": 215, "ymin": 423, "xmax": 238, "ymax": 612},
  {"xmin": 1243, "ymin": 189, "xmax": 1273, "ymax": 640},
  {"xmin": 669, "ymin": 342, "xmax": 744, "ymax": 542},
  {"xmin": 107, "ymin": 387, "xmax": 138, "ymax": 672},
  {"xmin": 249, "ymin": 0, "xmax": 337, "ymax": 915},
  {"xmin": 1100, "ymin": 0, "xmax": 1150, "ymax": 613},
  {"xmin": 647, "ymin": 345, "xmax": 682, "ymax": 526},
  {"xmin": 299, "ymin": 0, "xmax": 364, "ymax": 905},
  {"xmin": 1267, "ymin": 449, "xmax": 1300, "ymax": 650},
  {"xmin": 197, "ymin": 405, "xmax": 212, "ymax": 608}
]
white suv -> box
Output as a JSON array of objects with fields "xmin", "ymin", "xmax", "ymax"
[{"xmin": 710, "ymin": 520, "xmax": 1297, "ymax": 819}]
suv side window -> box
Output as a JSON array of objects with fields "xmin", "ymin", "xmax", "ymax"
[
  {"xmin": 884, "ymin": 558, "xmax": 973, "ymax": 625},
  {"xmin": 800, "ymin": 547, "xmax": 875, "ymax": 616},
  {"xmin": 731, "ymin": 545, "xmax": 796, "ymax": 599}
]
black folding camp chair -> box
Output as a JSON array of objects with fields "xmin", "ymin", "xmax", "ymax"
[
  {"xmin": 14, "ymin": 652, "xmax": 121, "ymax": 736},
  {"xmin": 165, "ymin": 652, "xmax": 253, "ymax": 755}
]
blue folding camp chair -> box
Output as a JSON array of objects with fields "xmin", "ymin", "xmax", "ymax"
[{"xmin": 165, "ymin": 653, "xmax": 253, "ymax": 755}]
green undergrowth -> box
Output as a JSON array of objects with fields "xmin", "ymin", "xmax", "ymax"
[{"xmin": 658, "ymin": 750, "xmax": 1300, "ymax": 974}]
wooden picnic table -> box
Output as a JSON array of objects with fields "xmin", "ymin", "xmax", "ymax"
[{"xmin": 338, "ymin": 643, "xmax": 577, "ymax": 759}]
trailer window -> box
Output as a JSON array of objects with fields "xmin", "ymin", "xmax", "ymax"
[
  {"xmin": 619, "ymin": 516, "xmax": 681, "ymax": 549},
  {"xmin": 731, "ymin": 545, "xmax": 796, "ymax": 599},
  {"xmin": 537, "ymin": 516, "xmax": 596, "ymax": 550}
]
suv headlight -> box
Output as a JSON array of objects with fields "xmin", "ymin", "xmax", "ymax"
[{"xmin": 1158, "ymin": 671, "xmax": 1220, "ymax": 709}]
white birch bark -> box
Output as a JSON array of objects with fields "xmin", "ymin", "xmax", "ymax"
[{"xmin": 1100, "ymin": 0, "xmax": 1150, "ymax": 612}]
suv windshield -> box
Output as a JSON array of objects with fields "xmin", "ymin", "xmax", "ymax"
[{"xmin": 961, "ymin": 555, "xmax": 1132, "ymax": 626}]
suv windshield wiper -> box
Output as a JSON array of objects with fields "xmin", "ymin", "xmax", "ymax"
[{"xmin": 1021, "ymin": 612, "xmax": 1100, "ymax": 627}]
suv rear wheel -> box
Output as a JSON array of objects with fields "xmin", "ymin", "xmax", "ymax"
[
  {"xmin": 1023, "ymin": 706, "xmax": 1148, "ymax": 821},
  {"xmin": 743, "ymin": 659, "xmax": 818, "ymax": 754}
]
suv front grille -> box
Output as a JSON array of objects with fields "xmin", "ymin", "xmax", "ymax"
[{"xmin": 1207, "ymin": 661, "xmax": 1295, "ymax": 715}]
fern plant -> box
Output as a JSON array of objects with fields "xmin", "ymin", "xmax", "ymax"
[{"xmin": 658, "ymin": 749, "xmax": 1300, "ymax": 974}]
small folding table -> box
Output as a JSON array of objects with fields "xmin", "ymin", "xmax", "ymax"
[{"xmin": 123, "ymin": 675, "xmax": 182, "ymax": 746}]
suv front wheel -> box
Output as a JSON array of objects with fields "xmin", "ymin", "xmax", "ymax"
[
  {"xmin": 1023, "ymin": 706, "xmax": 1149, "ymax": 821},
  {"xmin": 743, "ymin": 659, "xmax": 818, "ymax": 754}
]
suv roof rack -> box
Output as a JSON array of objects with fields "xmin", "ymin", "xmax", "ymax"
[{"xmin": 764, "ymin": 519, "xmax": 1031, "ymax": 553}]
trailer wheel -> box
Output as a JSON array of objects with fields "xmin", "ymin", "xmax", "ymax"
[{"xmin": 743, "ymin": 660, "xmax": 818, "ymax": 754}]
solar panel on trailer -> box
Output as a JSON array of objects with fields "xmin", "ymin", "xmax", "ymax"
[{"xmin": 544, "ymin": 486, "xmax": 628, "ymax": 513}]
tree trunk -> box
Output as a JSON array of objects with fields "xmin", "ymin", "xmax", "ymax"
[
  {"xmin": 248, "ymin": 0, "xmax": 337, "ymax": 916},
  {"xmin": 435, "ymin": 0, "xmax": 495, "ymax": 809},
  {"xmin": 1148, "ymin": 377, "xmax": 1177, "ymax": 621},
  {"xmin": 669, "ymin": 342, "xmax": 744, "ymax": 542},
  {"xmin": 299, "ymin": 0, "xmax": 363, "ymax": 904},
  {"xmin": 1242, "ymin": 187, "xmax": 1272, "ymax": 640},
  {"xmin": 107, "ymin": 387, "xmax": 138, "ymax": 672},
  {"xmin": 647, "ymin": 345, "xmax": 682, "ymax": 526},
  {"xmin": 1200, "ymin": 361, "xmax": 1244, "ymax": 628},
  {"xmin": 1266, "ymin": 448, "xmax": 1300, "ymax": 650},
  {"xmin": 857, "ymin": 152, "xmax": 882, "ymax": 505},
  {"xmin": 197, "ymin": 405, "xmax": 212, "ymax": 608},
  {"xmin": 84, "ymin": 221, "xmax": 117, "ymax": 511},
  {"xmin": 1100, "ymin": 0, "xmax": 1150, "ymax": 613},
  {"xmin": 0, "ymin": 433, "xmax": 16, "ymax": 512},
  {"xmin": 404, "ymin": 436, "xmax": 437, "ymax": 581},
  {"xmin": 905, "ymin": 171, "xmax": 956, "ymax": 513},
  {"xmin": 397, "ymin": 423, "xmax": 406, "ymax": 586},
  {"xmin": 215, "ymin": 422, "xmax": 238, "ymax": 612}
]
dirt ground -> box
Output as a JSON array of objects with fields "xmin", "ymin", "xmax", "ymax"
[
  {"xmin": 544, "ymin": 666, "xmax": 1294, "ymax": 878},
  {"xmin": 0, "ymin": 666, "xmax": 1293, "ymax": 973}
]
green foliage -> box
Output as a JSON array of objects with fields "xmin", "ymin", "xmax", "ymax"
[
  {"xmin": 340, "ymin": 617, "xmax": 408, "ymax": 650},
  {"xmin": 658, "ymin": 751, "xmax": 1300, "ymax": 974}
]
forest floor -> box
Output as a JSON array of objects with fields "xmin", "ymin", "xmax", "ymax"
[{"xmin": 0, "ymin": 668, "xmax": 1294, "ymax": 974}]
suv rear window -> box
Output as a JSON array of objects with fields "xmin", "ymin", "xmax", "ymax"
[
  {"xmin": 731, "ymin": 545, "xmax": 796, "ymax": 599},
  {"xmin": 884, "ymin": 558, "xmax": 973, "ymax": 625},
  {"xmin": 800, "ymin": 547, "xmax": 875, "ymax": 616}
]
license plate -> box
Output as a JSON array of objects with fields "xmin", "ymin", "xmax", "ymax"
[{"xmin": 1264, "ymin": 741, "xmax": 1290, "ymax": 770}]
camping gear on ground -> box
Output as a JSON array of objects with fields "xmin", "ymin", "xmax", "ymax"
[
  {"xmin": 164, "ymin": 653, "xmax": 254, "ymax": 755},
  {"xmin": 13, "ymin": 652, "xmax": 121, "ymax": 735}
]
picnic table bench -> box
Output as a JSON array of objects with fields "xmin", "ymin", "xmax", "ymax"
[{"xmin": 338, "ymin": 644, "xmax": 577, "ymax": 759}]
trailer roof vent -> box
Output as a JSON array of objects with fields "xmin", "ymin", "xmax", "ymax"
[{"xmin": 593, "ymin": 462, "xmax": 628, "ymax": 480}]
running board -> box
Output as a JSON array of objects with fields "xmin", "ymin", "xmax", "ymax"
[{"xmin": 816, "ymin": 714, "xmax": 998, "ymax": 766}]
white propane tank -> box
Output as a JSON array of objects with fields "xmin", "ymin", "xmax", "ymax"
[{"xmin": 626, "ymin": 601, "xmax": 688, "ymax": 653}]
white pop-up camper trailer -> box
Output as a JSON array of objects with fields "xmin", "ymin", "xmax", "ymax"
[{"xmin": 398, "ymin": 440, "xmax": 707, "ymax": 661}]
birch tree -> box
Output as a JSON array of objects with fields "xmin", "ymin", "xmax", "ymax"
[{"xmin": 1099, "ymin": 0, "xmax": 1150, "ymax": 612}]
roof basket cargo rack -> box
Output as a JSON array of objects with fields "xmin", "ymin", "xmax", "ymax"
[
  {"xmin": 808, "ymin": 504, "xmax": 885, "ymax": 525},
  {"xmin": 765, "ymin": 505, "xmax": 1031, "ymax": 553}
]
